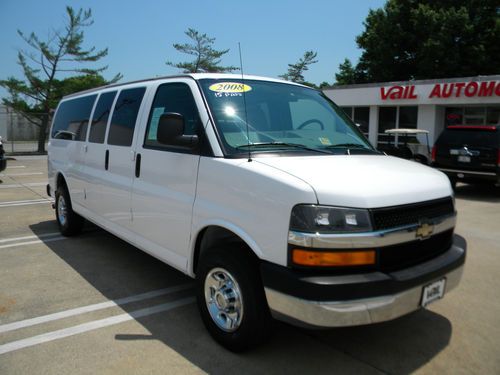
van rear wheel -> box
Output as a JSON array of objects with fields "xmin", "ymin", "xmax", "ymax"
[
  {"xmin": 55, "ymin": 184, "xmax": 84, "ymax": 236},
  {"xmin": 196, "ymin": 247, "xmax": 271, "ymax": 352}
]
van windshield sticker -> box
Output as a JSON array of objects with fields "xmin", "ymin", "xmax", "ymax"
[
  {"xmin": 319, "ymin": 137, "xmax": 332, "ymax": 145},
  {"xmin": 209, "ymin": 82, "xmax": 252, "ymax": 96}
]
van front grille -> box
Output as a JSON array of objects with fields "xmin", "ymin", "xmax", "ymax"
[
  {"xmin": 378, "ymin": 229, "xmax": 454, "ymax": 272},
  {"xmin": 371, "ymin": 197, "xmax": 455, "ymax": 231}
]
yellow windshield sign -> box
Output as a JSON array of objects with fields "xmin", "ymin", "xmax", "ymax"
[{"xmin": 209, "ymin": 82, "xmax": 252, "ymax": 93}]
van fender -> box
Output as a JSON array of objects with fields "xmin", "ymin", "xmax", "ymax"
[{"xmin": 188, "ymin": 219, "xmax": 264, "ymax": 277}]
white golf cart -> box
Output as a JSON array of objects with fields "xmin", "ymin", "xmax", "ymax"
[{"xmin": 379, "ymin": 128, "xmax": 431, "ymax": 164}]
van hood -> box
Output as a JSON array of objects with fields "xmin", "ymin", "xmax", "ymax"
[{"xmin": 255, "ymin": 155, "xmax": 452, "ymax": 208}]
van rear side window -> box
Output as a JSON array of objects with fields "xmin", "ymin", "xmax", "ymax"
[
  {"xmin": 107, "ymin": 87, "xmax": 146, "ymax": 146},
  {"xmin": 51, "ymin": 95, "xmax": 97, "ymax": 140},
  {"xmin": 89, "ymin": 91, "xmax": 117, "ymax": 144}
]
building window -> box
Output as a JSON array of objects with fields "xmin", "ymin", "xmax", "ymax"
[
  {"xmin": 445, "ymin": 107, "xmax": 463, "ymax": 126},
  {"xmin": 487, "ymin": 107, "xmax": 500, "ymax": 125},
  {"xmin": 377, "ymin": 106, "xmax": 418, "ymax": 147},
  {"xmin": 399, "ymin": 107, "xmax": 418, "ymax": 129},
  {"xmin": 378, "ymin": 107, "xmax": 397, "ymax": 146},
  {"xmin": 353, "ymin": 107, "xmax": 370, "ymax": 135},
  {"xmin": 339, "ymin": 107, "xmax": 353, "ymax": 118},
  {"xmin": 445, "ymin": 106, "xmax": 500, "ymax": 127},
  {"xmin": 340, "ymin": 106, "xmax": 369, "ymax": 135}
]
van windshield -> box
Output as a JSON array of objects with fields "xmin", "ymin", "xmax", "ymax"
[{"xmin": 199, "ymin": 79, "xmax": 374, "ymax": 156}]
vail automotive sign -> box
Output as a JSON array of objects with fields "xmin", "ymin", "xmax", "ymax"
[{"xmin": 381, "ymin": 80, "xmax": 500, "ymax": 100}]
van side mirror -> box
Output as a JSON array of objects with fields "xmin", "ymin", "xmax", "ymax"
[{"xmin": 157, "ymin": 112, "xmax": 199, "ymax": 148}]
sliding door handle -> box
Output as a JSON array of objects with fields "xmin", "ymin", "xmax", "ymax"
[
  {"xmin": 135, "ymin": 153, "xmax": 141, "ymax": 178},
  {"xmin": 105, "ymin": 150, "xmax": 109, "ymax": 170}
]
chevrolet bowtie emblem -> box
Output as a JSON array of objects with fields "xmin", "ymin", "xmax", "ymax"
[{"xmin": 416, "ymin": 222, "xmax": 434, "ymax": 239}]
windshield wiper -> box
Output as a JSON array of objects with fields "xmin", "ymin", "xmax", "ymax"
[
  {"xmin": 324, "ymin": 143, "xmax": 368, "ymax": 149},
  {"xmin": 324, "ymin": 143, "xmax": 380, "ymax": 155},
  {"xmin": 236, "ymin": 142, "xmax": 331, "ymax": 154}
]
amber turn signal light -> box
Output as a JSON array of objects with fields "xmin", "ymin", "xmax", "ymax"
[{"xmin": 292, "ymin": 249, "xmax": 376, "ymax": 267}]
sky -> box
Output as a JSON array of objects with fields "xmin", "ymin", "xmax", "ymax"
[{"xmin": 0, "ymin": 0, "xmax": 386, "ymax": 99}]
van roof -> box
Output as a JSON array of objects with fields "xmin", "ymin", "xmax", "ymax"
[{"xmin": 62, "ymin": 73, "xmax": 307, "ymax": 99}]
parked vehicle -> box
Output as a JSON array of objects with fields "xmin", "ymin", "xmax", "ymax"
[
  {"xmin": 432, "ymin": 125, "xmax": 500, "ymax": 188},
  {"xmin": 48, "ymin": 74, "xmax": 466, "ymax": 351},
  {"xmin": 0, "ymin": 136, "xmax": 6, "ymax": 172},
  {"xmin": 379, "ymin": 128, "xmax": 431, "ymax": 164}
]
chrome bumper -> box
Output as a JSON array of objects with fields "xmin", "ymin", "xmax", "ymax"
[{"xmin": 265, "ymin": 265, "xmax": 464, "ymax": 328}]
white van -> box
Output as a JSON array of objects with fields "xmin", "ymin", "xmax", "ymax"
[{"xmin": 48, "ymin": 74, "xmax": 466, "ymax": 351}]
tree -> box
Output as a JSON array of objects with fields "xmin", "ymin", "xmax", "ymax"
[
  {"xmin": 52, "ymin": 74, "xmax": 111, "ymax": 103},
  {"xmin": 335, "ymin": 58, "xmax": 363, "ymax": 85},
  {"xmin": 167, "ymin": 28, "xmax": 238, "ymax": 73},
  {"xmin": 337, "ymin": 0, "xmax": 500, "ymax": 84},
  {"xmin": 318, "ymin": 81, "xmax": 331, "ymax": 89},
  {"xmin": 0, "ymin": 6, "xmax": 121, "ymax": 152},
  {"xmin": 280, "ymin": 51, "xmax": 318, "ymax": 84}
]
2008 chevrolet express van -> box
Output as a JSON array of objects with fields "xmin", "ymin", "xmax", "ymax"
[{"xmin": 48, "ymin": 74, "xmax": 466, "ymax": 351}]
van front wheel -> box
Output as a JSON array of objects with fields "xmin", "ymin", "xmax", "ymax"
[
  {"xmin": 55, "ymin": 185, "xmax": 84, "ymax": 236},
  {"xmin": 196, "ymin": 248, "xmax": 271, "ymax": 352}
]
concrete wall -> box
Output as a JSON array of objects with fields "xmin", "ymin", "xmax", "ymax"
[{"xmin": 0, "ymin": 105, "xmax": 41, "ymax": 141}]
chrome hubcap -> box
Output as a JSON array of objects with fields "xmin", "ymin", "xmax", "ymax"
[
  {"xmin": 57, "ymin": 195, "xmax": 67, "ymax": 226},
  {"xmin": 204, "ymin": 267, "xmax": 243, "ymax": 332}
]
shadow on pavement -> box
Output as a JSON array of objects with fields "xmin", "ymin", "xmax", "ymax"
[
  {"xmin": 454, "ymin": 183, "xmax": 500, "ymax": 203},
  {"xmin": 30, "ymin": 220, "xmax": 453, "ymax": 375}
]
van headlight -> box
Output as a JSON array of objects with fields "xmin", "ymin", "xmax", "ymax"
[{"xmin": 290, "ymin": 205, "xmax": 372, "ymax": 233}]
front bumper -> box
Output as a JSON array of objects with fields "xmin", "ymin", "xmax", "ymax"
[{"xmin": 262, "ymin": 235, "xmax": 466, "ymax": 328}]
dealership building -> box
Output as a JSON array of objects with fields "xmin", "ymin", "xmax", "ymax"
[{"xmin": 323, "ymin": 75, "xmax": 500, "ymax": 149}]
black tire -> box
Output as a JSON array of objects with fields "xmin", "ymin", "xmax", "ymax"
[
  {"xmin": 55, "ymin": 183, "xmax": 84, "ymax": 236},
  {"xmin": 196, "ymin": 246, "xmax": 271, "ymax": 352}
]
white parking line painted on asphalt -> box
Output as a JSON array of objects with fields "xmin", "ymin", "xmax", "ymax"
[
  {"xmin": 0, "ymin": 182, "xmax": 48, "ymax": 189},
  {"xmin": 0, "ymin": 297, "xmax": 195, "ymax": 355},
  {"xmin": 0, "ymin": 236, "xmax": 67, "ymax": 249},
  {"xmin": 0, "ymin": 232, "xmax": 60, "ymax": 244},
  {"xmin": 0, "ymin": 198, "xmax": 53, "ymax": 208},
  {"xmin": 0, "ymin": 172, "xmax": 44, "ymax": 177},
  {"xmin": 0, "ymin": 284, "xmax": 193, "ymax": 334},
  {"xmin": 0, "ymin": 198, "xmax": 50, "ymax": 204},
  {"xmin": 5, "ymin": 166, "xmax": 26, "ymax": 169}
]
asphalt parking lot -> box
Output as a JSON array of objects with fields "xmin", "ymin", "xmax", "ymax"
[{"xmin": 0, "ymin": 156, "xmax": 499, "ymax": 374}]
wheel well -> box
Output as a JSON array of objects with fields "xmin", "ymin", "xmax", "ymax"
[
  {"xmin": 56, "ymin": 173, "xmax": 67, "ymax": 190},
  {"xmin": 192, "ymin": 226, "xmax": 258, "ymax": 275}
]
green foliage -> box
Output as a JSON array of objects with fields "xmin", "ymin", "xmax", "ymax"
[
  {"xmin": 0, "ymin": 6, "xmax": 121, "ymax": 152},
  {"xmin": 335, "ymin": 58, "xmax": 363, "ymax": 85},
  {"xmin": 318, "ymin": 81, "xmax": 331, "ymax": 89},
  {"xmin": 52, "ymin": 74, "xmax": 111, "ymax": 103},
  {"xmin": 336, "ymin": 0, "xmax": 500, "ymax": 84},
  {"xmin": 167, "ymin": 28, "xmax": 238, "ymax": 73},
  {"xmin": 280, "ymin": 51, "xmax": 318, "ymax": 84}
]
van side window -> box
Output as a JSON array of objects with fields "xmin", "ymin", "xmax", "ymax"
[
  {"xmin": 89, "ymin": 91, "xmax": 117, "ymax": 144},
  {"xmin": 51, "ymin": 95, "xmax": 97, "ymax": 140},
  {"xmin": 108, "ymin": 87, "xmax": 146, "ymax": 147},
  {"xmin": 144, "ymin": 83, "xmax": 201, "ymax": 149}
]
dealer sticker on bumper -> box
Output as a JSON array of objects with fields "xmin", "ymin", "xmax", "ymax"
[{"xmin": 421, "ymin": 278, "xmax": 446, "ymax": 307}]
